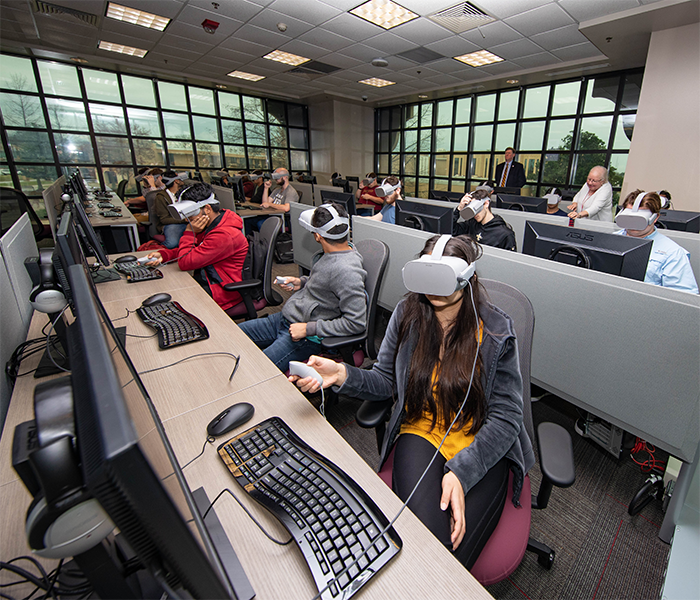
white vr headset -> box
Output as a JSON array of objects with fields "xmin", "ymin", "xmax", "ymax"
[
  {"xmin": 374, "ymin": 178, "xmax": 401, "ymax": 198},
  {"xmin": 361, "ymin": 176, "xmax": 376, "ymax": 187},
  {"xmin": 615, "ymin": 192, "xmax": 657, "ymax": 230},
  {"xmin": 543, "ymin": 193, "xmax": 561, "ymax": 205},
  {"xmin": 402, "ymin": 234, "xmax": 476, "ymax": 296},
  {"xmin": 298, "ymin": 204, "xmax": 349, "ymax": 240},
  {"xmin": 459, "ymin": 196, "xmax": 487, "ymax": 221},
  {"xmin": 161, "ymin": 172, "xmax": 189, "ymax": 186},
  {"xmin": 657, "ymin": 192, "xmax": 670, "ymax": 209},
  {"xmin": 167, "ymin": 192, "xmax": 219, "ymax": 220}
]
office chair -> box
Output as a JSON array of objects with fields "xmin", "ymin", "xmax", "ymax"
[
  {"xmin": 0, "ymin": 187, "xmax": 51, "ymax": 240},
  {"xmin": 356, "ymin": 279, "xmax": 575, "ymax": 583},
  {"xmin": 116, "ymin": 179, "xmax": 128, "ymax": 202},
  {"xmin": 144, "ymin": 191, "xmax": 166, "ymax": 244},
  {"xmin": 223, "ymin": 216, "xmax": 283, "ymax": 320}
]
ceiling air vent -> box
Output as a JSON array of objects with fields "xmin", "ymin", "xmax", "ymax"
[
  {"xmin": 397, "ymin": 47, "xmax": 444, "ymax": 64},
  {"xmin": 427, "ymin": 2, "xmax": 495, "ymax": 34},
  {"xmin": 33, "ymin": 1, "xmax": 100, "ymax": 27}
]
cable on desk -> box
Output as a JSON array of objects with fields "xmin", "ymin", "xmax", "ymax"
[
  {"xmin": 110, "ymin": 308, "xmax": 137, "ymax": 322},
  {"xmin": 124, "ymin": 332, "xmax": 158, "ymax": 339},
  {"xmin": 45, "ymin": 307, "xmax": 71, "ymax": 374},
  {"xmin": 138, "ymin": 351, "xmax": 240, "ymax": 382},
  {"xmin": 162, "ymin": 439, "xmax": 212, "ymax": 482},
  {"xmin": 203, "ymin": 488, "xmax": 293, "ymax": 547},
  {"xmin": 6, "ymin": 337, "xmax": 53, "ymax": 384}
]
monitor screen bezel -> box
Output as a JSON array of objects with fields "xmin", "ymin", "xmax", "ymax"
[{"xmin": 395, "ymin": 199, "xmax": 454, "ymax": 234}]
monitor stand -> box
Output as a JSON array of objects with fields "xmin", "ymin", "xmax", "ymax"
[{"xmin": 93, "ymin": 267, "xmax": 120, "ymax": 283}]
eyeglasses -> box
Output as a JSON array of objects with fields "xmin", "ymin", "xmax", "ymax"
[{"xmin": 587, "ymin": 177, "xmax": 603, "ymax": 183}]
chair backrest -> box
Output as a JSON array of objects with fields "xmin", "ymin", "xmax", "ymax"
[
  {"xmin": 0, "ymin": 187, "xmax": 44, "ymax": 238},
  {"xmin": 354, "ymin": 239, "xmax": 390, "ymax": 359},
  {"xmin": 258, "ymin": 216, "xmax": 284, "ymax": 306},
  {"xmin": 480, "ymin": 278, "xmax": 536, "ymax": 447},
  {"xmin": 116, "ymin": 179, "xmax": 128, "ymax": 201},
  {"xmin": 144, "ymin": 190, "xmax": 161, "ymax": 238}
]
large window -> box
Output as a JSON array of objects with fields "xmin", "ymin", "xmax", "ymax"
[
  {"xmin": 0, "ymin": 53, "xmax": 310, "ymax": 216},
  {"xmin": 375, "ymin": 70, "xmax": 642, "ymax": 201}
]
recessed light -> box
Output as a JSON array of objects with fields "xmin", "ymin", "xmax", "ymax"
[
  {"xmin": 106, "ymin": 2, "xmax": 170, "ymax": 31},
  {"xmin": 506, "ymin": 79, "xmax": 519, "ymax": 84},
  {"xmin": 350, "ymin": 0, "xmax": 419, "ymax": 30},
  {"xmin": 263, "ymin": 50, "xmax": 310, "ymax": 66},
  {"xmin": 453, "ymin": 50, "xmax": 504, "ymax": 67},
  {"xmin": 359, "ymin": 77, "xmax": 396, "ymax": 88},
  {"xmin": 70, "ymin": 57, "xmax": 88, "ymax": 64},
  {"xmin": 418, "ymin": 94, "xmax": 428, "ymax": 99},
  {"xmin": 227, "ymin": 70, "xmax": 266, "ymax": 82},
  {"xmin": 98, "ymin": 41, "xmax": 148, "ymax": 58}
]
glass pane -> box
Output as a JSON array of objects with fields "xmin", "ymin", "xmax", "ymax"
[
  {"xmin": 222, "ymin": 120, "xmax": 244, "ymax": 145},
  {"xmin": 436, "ymin": 100, "xmax": 453, "ymax": 126},
  {"xmin": 452, "ymin": 154, "xmax": 468, "ymax": 178},
  {"xmin": 133, "ymin": 138, "xmax": 164, "ymax": 165},
  {"xmin": 434, "ymin": 154, "xmax": 449, "ymax": 177},
  {"xmin": 0, "ymin": 93, "xmax": 45, "ymax": 128},
  {"xmin": 38, "ymin": 62, "xmax": 80, "ymax": 97},
  {"xmin": 127, "ymin": 107, "xmax": 161, "ymax": 137},
  {"xmin": 418, "ymin": 155, "xmax": 430, "ymax": 176},
  {"xmin": 378, "ymin": 154, "xmax": 389, "ymax": 174},
  {"xmin": 542, "ymin": 152, "xmax": 570, "ymax": 185},
  {"xmin": 523, "ymin": 86, "xmax": 550, "ymax": 118},
  {"xmin": 405, "ymin": 105, "xmax": 418, "ymax": 128},
  {"xmin": 247, "ymin": 146, "xmax": 269, "ymax": 170},
  {"xmin": 89, "ymin": 103, "xmax": 126, "ymax": 134},
  {"xmin": 96, "ymin": 136, "xmax": 131, "ymax": 164},
  {"xmin": 271, "ymin": 148, "xmax": 289, "ymax": 170},
  {"xmin": 192, "ymin": 115, "xmax": 219, "ymax": 142},
  {"xmin": 519, "ymin": 153, "xmax": 541, "ymax": 182},
  {"xmin": 471, "ymin": 154, "xmax": 490, "ymax": 180},
  {"xmin": 379, "ymin": 109, "xmax": 390, "ymax": 130},
  {"xmin": 404, "ymin": 130, "xmax": 417, "ymax": 153},
  {"xmin": 454, "ymin": 126, "xmax": 468, "ymax": 152},
  {"xmin": 612, "ymin": 115, "xmax": 634, "ymax": 150},
  {"xmin": 403, "ymin": 176, "xmax": 416, "ymax": 197},
  {"xmin": 547, "ymin": 119, "xmax": 575, "ymax": 150},
  {"xmin": 475, "ymin": 94, "xmax": 495, "ymax": 122},
  {"xmin": 390, "ymin": 107, "xmax": 400, "ymax": 130},
  {"xmin": 403, "ymin": 154, "xmax": 416, "ymax": 175},
  {"xmin": 433, "ymin": 178, "xmax": 449, "ymax": 191},
  {"xmin": 391, "ymin": 153, "xmax": 400, "ymax": 173},
  {"xmin": 608, "ymin": 154, "xmax": 627, "ymax": 187},
  {"xmin": 219, "ymin": 92, "xmax": 242, "ymax": 119},
  {"xmin": 288, "ymin": 104, "xmax": 306, "ymax": 127},
  {"xmin": 61, "ymin": 166, "xmax": 97, "ymax": 186},
  {"xmin": 0, "ymin": 55, "xmax": 37, "ymax": 92},
  {"xmin": 435, "ymin": 128, "xmax": 451, "ymax": 152},
  {"xmin": 163, "ymin": 112, "xmax": 191, "ymax": 139},
  {"xmin": 378, "ymin": 132, "xmax": 389, "ymax": 153},
  {"xmin": 224, "ymin": 145, "xmax": 246, "ymax": 169},
  {"xmin": 578, "ymin": 116, "xmax": 612, "ymax": 150},
  {"xmin": 55, "ymin": 133, "xmax": 95, "ymax": 163},
  {"xmin": 167, "ymin": 140, "xmax": 195, "ymax": 166},
  {"xmin": 419, "ymin": 130, "xmax": 431, "ymax": 152},
  {"xmin": 267, "ymin": 100, "xmax": 286, "ymax": 125},
  {"xmin": 584, "ymin": 76, "xmax": 618, "ymax": 113},
  {"xmin": 417, "ymin": 178, "xmax": 429, "ymax": 198},
  {"xmin": 290, "ymin": 151, "xmax": 308, "ymax": 172},
  {"xmin": 621, "ymin": 73, "xmax": 643, "ymax": 110},
  {"xmin": 420, "ymin": 103, "xmax": 432, "ymax": 127},
  {"xmin": 519, "ymin": 121, "xmax": 546, "ymax": 151},
  {"xmin": 246, "ymin": 122, "xmax": 267, "ymax": 146},
  {"xmin": 0, "ymin": 144, "xmax": 6, "ymax": 163},
  {"xmin": 472, "ymin": 124, "xmax": 492, "ymax": 151},
  {"xmin": 158, "ymin": 82, "xmax": 187, "ymax": 111},
  {"xmin": 390, "ymin": 131, "xmax": 401, "ymax": 153},
  {"xmin": 495, "ymin": 123, "xmax": 516, "ymax": 151},
  {"xmin": 455, "ymin": 97, "xmax": 471, "ymax": 124},
  {"xmin": 551, "ymin": 81, "xmax": 580, "ymax": 116},
  {"xmin": 289, "ymin": 128, "xmax": 307, "ymax": 149},
  {"xmin": 243, "ymin": 96, "xmax": 265, "ymax": 121},
  {"xmin": 16, "ymin": 165, "xmax": 57, "ymax": 197},
  {"xmin": 189, "ymin": 87, "xmax": 215, "ymax": 115},
  {"xmin": 83, "ymin": 69, "xmax": 120, "ymax": 103},
  {"xmin": 497, "ymin": 91, "xmax": 518, "ymax": 120},
  {"xmin": 573, "ymin": 153, "xmax": 606, "ymax": 185},
  {"xmin": 45, "ymin": 98, "xmax": 88, "ymax": 131},
  {"xmin": 7, "ymin": 130, "xmax": 53, "ymax": 162},
  {"xmin": 196, "ymin": 143, "xmax": 220, "ymax": 169},
  {"xmin": 122, "ymin": 75, "xmax": 155, "ymax": 107},
  {"xmin": 102, "ymin": 167, "xmax": 136, "ymax": 194}
]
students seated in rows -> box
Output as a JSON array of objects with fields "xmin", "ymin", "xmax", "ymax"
[
  {"xmin": 239, "ymin": 203, "xmax": 367, "ymax": 372},
  {"xmin": 237, "ymin": 170, "xmax": 255, "ymax": 199},
  {"xmin": 544, "ymin": 187, "xmax": 568, "ymax": 216},
  {"xmin": 292, "ymin": 235, "xmax": 533, "ymax": 568},
  {"xmin": 616, "ymin": 190, "xmax": 698, "ymax": 294},
  {"xmin": 144, "ymin": 183, "xmax": 250, "ymax": 316},
  {"xmin": 567, "ymin": 166, "xmax": 613, "ymax": 222},
  {"xmin": 453, "ymin": 186, "xmax": 517, "ymax": 251},
  {"xmin": 262, "ymin": 168, "xmax": 299, "ymax": 213},
  {"xmin": 366, "ymin": 176, "xmax": 401, "ymax": 224},
  {"xmin": 153, "ymin": 171, "xmax": 188, "ymax": 248},
  {"xmin": 356, "ymin": 172, "xmax": 382, "ymax": 212}
]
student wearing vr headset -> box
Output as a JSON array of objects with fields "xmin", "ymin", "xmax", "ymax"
[
  {"xmin": 261, "ymin": 167, "xmax": 299, "ymax": 212},
  {"xmin": 356, "ymin": 172, "xmax": 382, "ymax": 211},
  {"xmin": 366, "ymin": 176, "xmax": 401, "ymax": 224},
  {"xmin": 144, "ymin": 183, "xmax": 250, "ymax": 315},
  {"xmin": 292, "ymin": 234, "xmax": 533, "ymax": 567},
  {"xmin": 615, "ymin": 190, "xmax": 698, "ymax": 293},
  {"xmin": 452, "ymin": 186, "xmax": 517, "ymax": 251},
  {"xmin": 153, "ymin": 170, "xmax": 189, "ymax": 248},
  {"xmin": 239, "ymin": 203, "xmax": 367, "ymax": 372},
  {"xmin": 544, "ymin": 187, "xmax": 568, "ymax": 216}
]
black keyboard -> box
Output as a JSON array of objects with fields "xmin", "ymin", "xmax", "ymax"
[
  {"xmin": 218, "ymin": 417, "xmax": 402, "ymax": 600},
  {"xmin": 113, "ymin": 261, "xmax": 163, "ymax": 282},
  {"xmin": 100, "ymin": 210, "xmax": 122, "ymax": 217},
  {"xmin": 136, "ymin": 300, "xmax": 209, "ymax": 349},
  {"xmin": 97, "ymin": 202, "xmax": 115, "ymax": 208}
]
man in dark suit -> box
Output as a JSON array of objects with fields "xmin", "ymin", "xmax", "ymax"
[{"xmin": 494, "ymin": 147, "xmax": 527, "ymax": 190}]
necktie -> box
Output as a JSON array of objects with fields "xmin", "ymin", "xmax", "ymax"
[{"xmin": 500, "ymin": 163, "xmax": 509, "ymax": 187}]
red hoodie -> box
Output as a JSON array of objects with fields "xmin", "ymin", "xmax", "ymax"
[{"xmin": 159, "ymin": 209, "xmax": 248, "ymax": 311}]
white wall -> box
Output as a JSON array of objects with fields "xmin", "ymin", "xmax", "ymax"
[{"xmin": 623, "ymin": 22, "xmax": 700, "ymax": 210}]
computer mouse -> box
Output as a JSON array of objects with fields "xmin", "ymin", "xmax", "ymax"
[
  {"xmin": 142, "ymin": 293, "xmax": 172, "ymax": 306},
  {"xmin": 115, "ymin": 255, "xmax": 138, "ymax": 263},
  {"xmin": 207, "ymin": 402, "xmax": 255, "ymax": 437}
]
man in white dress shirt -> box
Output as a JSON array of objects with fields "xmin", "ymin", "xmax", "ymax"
[{"xmin": 567, "ymin": 166, "xmax": 613, "ymax": 222}]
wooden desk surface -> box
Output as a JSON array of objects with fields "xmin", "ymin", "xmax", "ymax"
[
  {"xmin": 236, "ymin": 203, "xmax": 286, "ymax": 218},
  {"xmin": 84, "ymin": 196, "xmax": 138, "ymax": 228}
]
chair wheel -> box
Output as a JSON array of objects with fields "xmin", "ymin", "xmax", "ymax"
[{"xmin": 538, "ymin": 549, "xmax": 555, "ymax": 569}]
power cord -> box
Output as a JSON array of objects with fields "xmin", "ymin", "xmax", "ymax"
[
  {"xmin": 630, "ymin": 437, "xmax": 666, "ymax": 473},
  {"xmin": 138, "ymin": 351, "xmax": 240, "ymax": 382}
]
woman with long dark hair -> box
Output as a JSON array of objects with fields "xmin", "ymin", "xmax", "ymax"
[{"xmin": 293, "ymin": 235, "xmax": 534, "ymax": 567}]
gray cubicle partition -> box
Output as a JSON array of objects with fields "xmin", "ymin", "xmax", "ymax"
[
  {"xmin": 290, "ymin": 202, "xmax": 320, "ymax": 270},
  {"xmin": 211, "ymin": 185, "xmax": 235, "ymax": 212},
  {"xmin": 291, "ymin": 182, "xmax": 314, "ymax": 206},
  {"xmin": 313, "ymin": 184, "xmax": 339, "ymax": 206}
]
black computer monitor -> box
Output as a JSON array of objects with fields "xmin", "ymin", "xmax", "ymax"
[
  {"xmin": 497, "ymin": 194, "xmax": 547, "ymax": 213},
  {"xmin": 396, "ymin": 199, "xmax": 454, "ymax": 234},
  {"xmin": 53, "ymin": 209, "xmax": 85, "ymax": 303},
  {"xmin": 429, "ymin": 189, "xmax": 464, "ymax": 203},
  {"xmin": 230, "ymin": 175, "xmax": 247, "ymax": 203},
  {"xmin": 493, "ymin": 186, "xmax": 521, "ymax": 195},
  {"xmin": 346, "ymin": 176, "xmax": 359, "ymax": 186},
  {"xmin": 299, "ymin": 174, "xmax": 317, "ymax": 184},
  {"xmin": 320, "ymin": 189, "xmax": 356, "ymax": 216},
  {"xmin": 522, "ymin": 220, "xmax": 653, "ymax": 281},
  {"xmin": 67, "ymin": 194, "xmax": 111, "ymax": 267},
  {"xmin": 60, "ymin": 263, "xmax": 237, "ymax": 598},
  {"xmin": 657, "ymin": 210, "xmax": 700, "ymax": 233},
  {"xmin": 332, "ymin": 178, "xmax": 351, "ymax": 193}
]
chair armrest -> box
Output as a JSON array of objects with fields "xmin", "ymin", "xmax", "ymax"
[
  {"xmin": 356, "ymin": 399, "xmax": 392, "ymax": 430},
  {"xmin": 321, "ymin": 334, "xmax": 367, "ymax": 350},
  {"xmin": 533, "ymin": 421, "xmax": 575, "ymax": 510},
  {"xmin": 223, "ymin": 279, "xmax": 261, "ymax": 292}
]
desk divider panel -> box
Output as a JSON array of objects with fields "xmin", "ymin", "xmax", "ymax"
[
  {"xmin": 42, "ymin": 176, "xmax": 65, "ymax": 238},
  {"xmin": 211, "ymin": 185, "xmax": 235, "ymax": 212},
  {"xmin": 290, "ymin": 202, "xmax": 321, "ymax": 270},
  {"xmin": 313, "ymin": 184, "xmax": 340, "ymax": 206},
  {"xmin": 0, "ymin": 214, "xmax": 38, "ymax": 329},
  {"xmin": 291, "ymin": 182, "xmax": 314, "ymax": 206}
]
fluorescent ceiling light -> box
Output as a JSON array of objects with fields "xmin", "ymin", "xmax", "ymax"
[
  {"xmin": 359, "ymin": 77, "xmax": 396, "ymax": 87},
  {"xmin": 227, "ymin": 70, "xmax": 266, "ymax": 82},
  {"xmin": 453, "ymin": 50, "xmax": 504, "ymax": 67},
  {"xmin": 263, "ymin": 50, "xmax": 310, "ymax": 66},
  {"xmin": 106, "ymin": 2, "xmax": 170, "ymax": 31},
  {"xmin": 350, "ymin": 0, "xmax": 418, "ymax": 30},
  {"xmin": 98, "ymin": 41, "xmax": 148, "ymax": 58}
]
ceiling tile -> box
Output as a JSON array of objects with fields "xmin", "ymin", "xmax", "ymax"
[
  {"xmin": 320, "ymin": 12, "xmax": 379, "ymax": 41},
  {"xmin": 474, "ymin": 0, "xmax": 554, "ymax": 20},
  {"xmin": 247, "ymin": 9, "xmax": 314, "ymax": 37},
  {"xmin": 530, "ymin": 24, "xmax": 588, "ymax": 50},
  {"xmin": 147, "ymin": 46, "xmax": 202, "ymax": 61},
  {"xmin": 363, "ymin": 32, "xmax": 417, "ymax": 55},
  {"xmin": 159, "ymin": 22, "xmax": 221, "ymax": 46},
  {"xmin": 337, "ymin": 42, "xmax": 386, "ymax": 63},
  {"xmin": 487, "ymin": 38, "xmax": 544, "ymax": 60},
  {"xmin": 99, "ymin": 19, "xmax": 164, "ymax": 43},
  {"xmin": 204, "ymin": 47, "xmax": 259, "ymax": 62},
  {"xmin": 245, "ymin": 57, "xmax": 294, "ymax": 73},
  {"xmin": 474, "ymin": 60, "xmax": 520, "ymax": 75},
  {"xmin": 512, "ymin": 51, "xmax": 561, "ymax": 69},
  {"xmin": 386, "ymin": 17, "xmax": 452, "ymax": 46},
  {"xmin": 98, "ymin": 31, "xmax": 157, "ymax": 50},
  {"xmin": 424, "ymin": 35, "xmax": 481, "ymax": 58},
  {"xmin": 421, "ymin": 58, "xmax": 462, "ymax": 74},
  {"xmin": 315, "ymin": 52, "xmax": 364, "ymax": 69},
  {"xmin": 217, "ymin": 36, "xmax": 269, "ymax": 55},
  {"xmin": 461, "ymin": 20, "xmax": 523, "ymax": 48},
  {"xmin": 267, "ymin": 0, "xmax": 342, "ymax": 26},
  {"xmin": 557, "ymin": 0, "xmax": 641, "ymax": 23},
  {"xmin": 424, "ymin": 73, "xmax": 464, "ymax": 86},
  {"xmin": 551, "ymin": 42, "xmax": 606, "ymax": 62},
  {"xmin": 186, "ymin": 0, "xmax": 263, "ymax": 22},
  {"xmin": 277, "ymin": 39, "xmax": 330, "ymax": 60},
  {"xmin": 297, "ymin": 28, "xmax": 355, "ymax": 52},
  {"xmin": 231, "ymin": 24, "xmax": 291, "ymax": 48},
  {"xmin": 106, "ymin": 1, "xmax": 185, "ymax": 19},
  {"xmin": 504, "ymin": 3, "xmax": 575, "ymax": 37}
]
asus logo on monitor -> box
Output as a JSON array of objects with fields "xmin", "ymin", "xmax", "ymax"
[{"xmin": 565, "ymin": 231, "xmax": 594, "ymax": 242}]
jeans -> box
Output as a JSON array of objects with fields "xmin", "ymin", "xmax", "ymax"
[
  {"xmin": 163, "ymin": 223, "xmax": 187, "ymax": 249},
  {"xmin": 238, "ymin": 312, "xmax": 322, "ymax": 373}
]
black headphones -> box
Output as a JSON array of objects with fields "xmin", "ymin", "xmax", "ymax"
[{"xmin": 26, "ymin": 249, "xmax": 67, "ymax": 314}]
